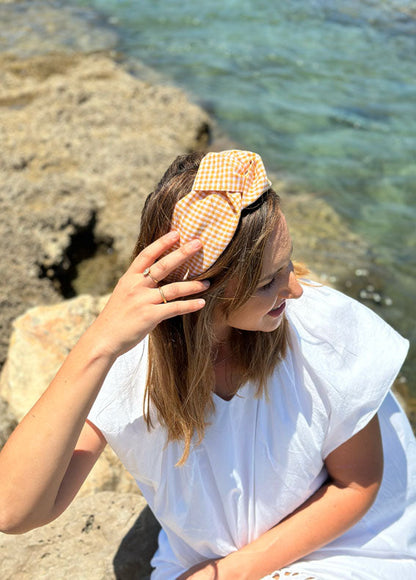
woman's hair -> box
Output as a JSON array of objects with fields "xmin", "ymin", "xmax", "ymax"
[{"xmin": 134, "ymin": 152, "xmax": 290, "ymax": 464}]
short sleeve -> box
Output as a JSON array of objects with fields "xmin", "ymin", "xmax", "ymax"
[
  {"xmin": 286, "ymin": 283, "xmax": 409, "ymax": 458},
  {"xmin": 87, "ymin": 338, "xmax": 149, "ymax": 440}
]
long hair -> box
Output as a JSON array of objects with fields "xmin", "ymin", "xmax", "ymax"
[{"xmin": 134, "ymin": 152, "xmax": 290, "ymax": 464}]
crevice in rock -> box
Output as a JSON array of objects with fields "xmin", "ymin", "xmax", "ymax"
[
  {"xmin": 38, "ymin": 214, "xmax": 115, "ymax": 299},
  {"xmin": 193, "ymin": 121, "xmax": 212, "ymax": 150}
]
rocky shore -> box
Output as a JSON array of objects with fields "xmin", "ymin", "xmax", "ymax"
[
  {"xmin": 0, "ymin": 1, "xmax": 414, "ymax": 577},
  {"xmin": 0, "ymin": 50, "xmax": 210, "ymax": 368},
  {"xmin": 0, "ymin": 24, "xmax": 210, "ymax": 575}
]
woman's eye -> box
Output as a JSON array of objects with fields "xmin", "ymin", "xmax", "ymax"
[{"xmin": 259, "ymin": 277, "xmax": 276, "ymax": 292}]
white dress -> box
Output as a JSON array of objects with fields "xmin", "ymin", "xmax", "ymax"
[{"xmin": 88, "ymin": 284, "xmax": 416, "ymax": 579}]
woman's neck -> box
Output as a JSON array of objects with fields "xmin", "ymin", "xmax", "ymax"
[{"xmin": 213, "ymin": 342, "xmax": 242, "ymax": 400}]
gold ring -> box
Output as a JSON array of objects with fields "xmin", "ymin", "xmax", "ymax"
[
  {"xmin": 143, "ymin": 267, "xmax": 159, "ymax": 285},
  {"xmin": 158, "ymin": 286, "xmax": 167, "ymax": 304}
]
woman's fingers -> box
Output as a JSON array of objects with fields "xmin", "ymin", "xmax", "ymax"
[
  {"xmin": 150, "ymin": 280, "xmax": 210, "ymax": 304},
  {"xmin": 134, "ymin": 231, "xmax": 180, "ymax": 266},
  {"xmin": 130, "ymin": 232, "xmax": 202, "ymax": 283},
  {"xmin": 157, "ymin": 297, "xmax": 207, "ymax": 320},
  {"xmin": 129, "ymin": 231, "xmax": 180, "ymax": 275},
  {"xmin": 158, "ymin": 279, "xmax": 208, "ymax": 315},
  {"xmin": 93, "ymin": 234, "xmax": 209, "ymax": 356},
  {"xmin": 148, "ymin": 280, "xmax": 209, "ymax": 321},
  {"xmin": 149, "ymin": 238, "xmax": 202, "ymax": 282}
]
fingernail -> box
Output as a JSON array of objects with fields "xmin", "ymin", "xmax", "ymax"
[
  {"xmin": 201, "ymin": 280, "xmax": 210, "ymax": 288},
  {"xmin": 167, "ymin": 230, "xmax": 179, "ymax": 240},
  {"xmin": 189, "ymin": 239, "xmax": 202, "ymax": 249}
]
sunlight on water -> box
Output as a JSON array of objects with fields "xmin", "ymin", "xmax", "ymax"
[{"xmin": 70, "ymin": 0, "xmax": 416, "ymax": 388}]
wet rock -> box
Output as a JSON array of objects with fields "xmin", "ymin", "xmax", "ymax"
[
  {"xmin": 280, "ymin": 189, "xmax": 371, "ymax": 281},
  {"xmin": 0, "ymin": 0, "xmax": 119, "ymax": 57}
]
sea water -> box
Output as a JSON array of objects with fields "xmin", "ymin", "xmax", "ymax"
[{"xmin": 58, "ymin": 0, "xmax": 416, "ymax": 393}]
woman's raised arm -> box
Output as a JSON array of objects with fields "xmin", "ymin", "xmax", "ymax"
[{"xmin": 0, "ymin": 232, "xmax": 208, "ymax": 534}]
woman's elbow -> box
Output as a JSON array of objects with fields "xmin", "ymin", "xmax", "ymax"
[
  {"xmin": 0, "ymin": 511, "xmax": 31, "ymax": 535},
  {"xmin": 363, "ymin": 470, "xmax": 383, "ymax": 510},
  {"xmin": 0, "ymin": 498, "xmax": 51, "ymax": 535}
]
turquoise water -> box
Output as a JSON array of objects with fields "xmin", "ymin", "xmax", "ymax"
[{"xmin": 70, "ymin": 0, "xmax": 416, "ymax": 387}]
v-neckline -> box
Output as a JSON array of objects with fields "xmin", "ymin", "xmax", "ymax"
[{"xmin": 212, "ymin": 381, "xmax": 251, "ymax": 405}]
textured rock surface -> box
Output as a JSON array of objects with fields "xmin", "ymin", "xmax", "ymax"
[
  {"xmin": 0, "ymin": 295, "xmax": 108, "ymax": 420},
  {"xmin": 281, "ymin": 190, "xmax": 369, "ymax": 282},
  {"xmin": 0, "ymin": 51, "xmax": 210, "ymax": 367},
  {"xmin": 0, "ymin": 492, "xmax": 159, "ymax": 580},
  {"xmin": 0, "ymin": 0, "xmax": 118, "ymax": 56},
  {"xmin": 0, "ymin": 294, "xmax": 138, "ymax": 496},
  {"xmin": 0, "ymin": 395, "xmax": 17, "ymax": 451}
]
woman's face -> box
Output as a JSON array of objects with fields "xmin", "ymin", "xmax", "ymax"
[{"xmin": 214, "ymin": 213, "xmax": 303, "ymax": 341}]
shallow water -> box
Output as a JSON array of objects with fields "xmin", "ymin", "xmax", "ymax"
[
  {"xmin": 67, "ymin": 0, "xmax": 416, "ymax": 392},
  {"xmin": 2, "ymin": 0, "xmax": 414, "ymax": 392}
]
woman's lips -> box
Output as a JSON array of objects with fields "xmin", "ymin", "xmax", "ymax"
[{"xmin": 268, "ymin": 301, "xmax": 286, "ymax": 318}]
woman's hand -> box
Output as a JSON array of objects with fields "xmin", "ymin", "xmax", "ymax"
[
  {"xmin": 0, "ymin": 231, "xmax": 209, "ymax": 534},
  {"xmin": 91, "ymin": 231, "xmax": 209, "ymax": 358},
  {"xmin": 177, "ymin": 559, "xmax": 222, "ymax": 579},
  {"xmin": 177, "ymin": 556, "xmax": 250, "ymax": 580},
  {"xmin": 177, "ymin": 417, "xmax": 383, "ymax": 580}
]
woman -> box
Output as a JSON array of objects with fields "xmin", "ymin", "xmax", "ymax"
[{"xmin": 0, "ymin": 150, "xmax": 415, "ymax": 579}]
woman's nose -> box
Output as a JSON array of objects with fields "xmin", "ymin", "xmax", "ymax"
[{"xmin": 279, "ymin": 269, "xmax": 303, "ymax": 300}]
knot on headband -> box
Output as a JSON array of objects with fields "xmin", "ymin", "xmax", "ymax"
[{"xmin": 170, "ymin": 150, "xmax": 271, "ymax": 280}]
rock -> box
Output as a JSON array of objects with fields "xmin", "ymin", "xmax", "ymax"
[
  {"xmin": 279, "ymin": 189, "xmax": 371, "ymax": 285},
  {"xmin": 0, "ymin": 295, "xmax": 138, "ymax": 497},
  {"xmin": 0, "ymin": 51, "xmax": 211, "ymax": 367},
  {"xmin": 0, "ymin": 395, "xmax": 17, "ymax": 451},
  {"xmin": 0, "ymin": 295, "xmax": 108, "ymax": 419},
  {"xmin": 113, "ymin": 504, "xmax": 161, "ymax": 580},
  {"xmin": 0, "ymin": 492, "xmax": 159, "ymax": 579},
  {"xmin": 0, "ymin": 0, "xmax": 119, "ymax": 56}
]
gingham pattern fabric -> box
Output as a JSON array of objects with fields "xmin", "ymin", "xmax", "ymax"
[{"xmin": 170, "ymin": 150, "xmax": 271, "ymax": 280}]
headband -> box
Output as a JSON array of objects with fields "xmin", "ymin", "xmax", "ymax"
[{"xmin": 170, "ymin": 149, "xmax": 271, "ymax": 280}]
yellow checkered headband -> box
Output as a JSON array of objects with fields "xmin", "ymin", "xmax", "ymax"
[{"xmin": 170, "ymin": 150, "xmax": 271, "ymax": 280}]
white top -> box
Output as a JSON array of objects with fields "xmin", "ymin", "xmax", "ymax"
[{"xmin": 88, "ymin": 284, "xmax": 416, "ymax": 579}]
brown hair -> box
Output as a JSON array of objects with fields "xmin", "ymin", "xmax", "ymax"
[{"xmin": 134, "ymin": 152, "xmax": 289, "ymax": 464}]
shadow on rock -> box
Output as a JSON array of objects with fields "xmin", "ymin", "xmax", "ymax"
[{"xmin": 114, "ymin": 504, "xmax": 161, "ymax": 580}]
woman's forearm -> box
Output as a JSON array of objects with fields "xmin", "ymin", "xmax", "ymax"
[
  {"xmin": 181, "ymin": 416, "xmax": 383, "ymax": 580},
  {"xmin": 0, "ymin": 233, "xmax": 208, "ymax": 534},
  {"xmin": 218, "ymin": 478, "xmax": 380, "ymax": 580},
  {"xmin": 0, "ymin": 325, "xmax": 116, "ymax": 533}
]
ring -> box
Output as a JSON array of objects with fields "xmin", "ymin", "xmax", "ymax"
[
  {"xmin": 158, "ymin": 286, "xmax": 167, "ymax": 304},
  {"xmin": 143, "ymin": 267, "xmax": 159, "ymax": 285}
]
